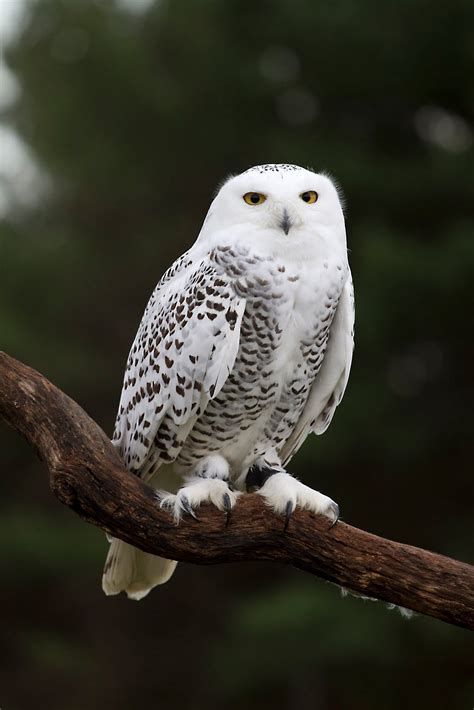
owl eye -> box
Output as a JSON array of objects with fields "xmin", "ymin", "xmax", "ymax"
[
  {"xmin": 243, "ymin": 192, "xmax": 266, "ymax": 205},
  {"xmin": 300, "ymin": 191, "xmax": 318, "ymax": 204}
]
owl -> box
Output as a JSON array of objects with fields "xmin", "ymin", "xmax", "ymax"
[{"xmin": 103, "ymin": 164, "xmax": 355, "ymax": 600}]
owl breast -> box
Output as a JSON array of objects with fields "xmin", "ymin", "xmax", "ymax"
[{"xmin": 175, "ymin": 243, "xmax": 347, "ymax": 477}]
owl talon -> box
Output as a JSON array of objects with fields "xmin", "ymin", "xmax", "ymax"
[
  {"xmin": 328, "ymin": 502, "xmax": 340, "ymax": 529},
  {"xmin": 181, "ymin": 495, "xmax": 198, "ymax": 520},
  {"xmin": 284, "ymin": 499, "xmax": 294, "ymax": 532},
  {"xmin": 223, "ymin": 492, "xmax": 232, "ymax": 527}
]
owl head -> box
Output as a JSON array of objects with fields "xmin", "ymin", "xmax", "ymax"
[{"xmin": 202, "ymin": 164, "xmax": 346, "ymax": 245}]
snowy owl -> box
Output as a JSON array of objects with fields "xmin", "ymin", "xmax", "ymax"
[{"xmin": 103, "ymin": 163, "xmax": 355, "ymax": 600}]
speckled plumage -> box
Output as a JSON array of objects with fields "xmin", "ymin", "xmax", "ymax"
[{"xmin": 103, "ymin": 163, "xmax": 355, "ymax": 600}]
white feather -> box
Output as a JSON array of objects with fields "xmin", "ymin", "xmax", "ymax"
[{"xmin": 280, "ymin": 273, "xmax": 355, "ymax": 464}]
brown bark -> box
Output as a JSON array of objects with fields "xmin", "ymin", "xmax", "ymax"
[{"xmin": 0, "ymin": 350, "xmax": 472, "ymax": 630}]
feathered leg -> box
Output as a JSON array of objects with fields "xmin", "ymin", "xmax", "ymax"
[
  {"xmin": 247, "ymin": 451, "xmax": 339, "ymax": 531},
  {"xmin": 160, "ymin": 454, "xmax": 240, "ymax": 522}
]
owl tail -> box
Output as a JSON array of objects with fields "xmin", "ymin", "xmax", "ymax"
[
  {"xmin": 102, "ymin": 538, "xmax": 177, "ymax": 600},
  {"xmin": 102, "ymin": 461, "xmax": 180, "ymax": 599}
]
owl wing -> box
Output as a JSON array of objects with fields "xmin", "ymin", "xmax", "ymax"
[
  {"xmin": 280, "ymin": 272, "xmax": 355, "ymax": 465},
  {"xmin": 112, "ymin": 250, "xmax": 246, "ymax": 477}
]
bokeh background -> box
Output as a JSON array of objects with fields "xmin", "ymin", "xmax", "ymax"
[{"xmin": 1, "ymin": 1, "xmax": 473, "ymax": 708}]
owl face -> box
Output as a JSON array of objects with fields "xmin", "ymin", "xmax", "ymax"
[{"xmin": 208, "ymin": 164, "xmax": 345, "ymax": 241}]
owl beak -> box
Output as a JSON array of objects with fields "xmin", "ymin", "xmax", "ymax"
[{"xmin": 280, "ymin": 208, "xmax": 292, "ymax": 235}]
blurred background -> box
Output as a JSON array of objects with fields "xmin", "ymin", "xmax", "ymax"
[{"xmin": 1, "ymin": 0, "xmax": 473, "ymax": 708}]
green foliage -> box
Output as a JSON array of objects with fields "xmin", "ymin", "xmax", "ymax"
[{"xmin": 0, "ymin": 509, "xmax": 104, "ymax": 578}]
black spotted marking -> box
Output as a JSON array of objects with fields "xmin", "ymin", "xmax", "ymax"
[
  {"xmin": 245, "ymin": 465, "xmax": 278, "ymax": 491},
  {"xmin": 226, "ymin": 309, "xmax": 237, "ymax": 324},
  {"xmin": 243, "ymin": 163, "xmax": 307, "ymax": 174}
]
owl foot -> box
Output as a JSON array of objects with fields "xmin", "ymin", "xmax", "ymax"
[
  {"xmin": 256, "ymin": 470, "xmax": 339, "ymax": 531},
  {"xmin": 160, "ymin": 477, "xmax": 240, "ymax": 524}
]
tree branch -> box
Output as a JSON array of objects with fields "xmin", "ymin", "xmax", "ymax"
[{"xmin": 0, "ymin": 351, "xmax": 472, "ymax": 630}]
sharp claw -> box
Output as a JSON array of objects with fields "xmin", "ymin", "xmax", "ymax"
[
  {"xmin": 328, "ymin": 502, "xmax": 340, "ymax": 529},
  {"xmin": 223, "ymin": 492, "xmax": 232, "ymax": 528},
  {"xmin": 181, "ymin": 495, "xmax": 198, "ymax": 520},
  {"xmin": 284, "ymin": 500, "xmax": 294, "ymax": 532}
]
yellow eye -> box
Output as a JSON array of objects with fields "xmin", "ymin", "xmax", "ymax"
[
  {"xmin": 300, "ymin": 190, "xmax": 318, "ymax": 204},
  {"xmin": 243, "ymin": 192, "xmax": 266, "ymax": 205}
]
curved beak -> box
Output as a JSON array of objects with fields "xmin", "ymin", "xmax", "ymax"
[{"xmin": 280, "ymin": 208, "xmax": 293, "ymax": 235}]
